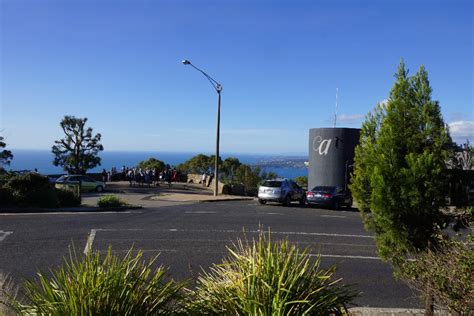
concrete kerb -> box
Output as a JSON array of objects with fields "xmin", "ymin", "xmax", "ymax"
[
  {"xmin": 198, "ymin": 197, "xmax": 255, "ymax": 203},
  {"xmin": 0, "ymin": 205, "xmax": 142, "ymax": 214},
  {"xmin": 348, "ymin": 307, "xmax": 451, "ymax": 315},
  {"xmin": 149, "ymin": 193, "xmax": 254, "ymax": 203}
]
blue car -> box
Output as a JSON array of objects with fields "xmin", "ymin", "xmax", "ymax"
[{"xmin": 306, "ymin": 186, "xmax": 352, "ymax": 210}]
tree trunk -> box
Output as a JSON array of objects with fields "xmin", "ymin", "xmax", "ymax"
[
  {"xmin": 425, "ymin": 293, "xmax": 434, "ymax": 316},
  {"xmin": 425, "ymin": 240, "xmax": 434, "ymax": 316}
]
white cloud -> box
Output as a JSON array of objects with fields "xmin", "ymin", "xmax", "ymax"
[
  {"xmin": 337, "ymin": 113, "xmax": 364, "ymax": 122},
  {"xmin": 448, "ymin": 121, "xmax": 474, "ymax": 141}
]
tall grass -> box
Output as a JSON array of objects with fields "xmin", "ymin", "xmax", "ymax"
[
  {"xmin": 187, "ymin": 231, "xmax": 358, "ymax": 315},
  {"xmin": 16, "ymin": 248, "xmax": 185, "ymax": 315},
  {"xmin": 0, "ymin": 272, "xmax": 18, "ymax": 316}
]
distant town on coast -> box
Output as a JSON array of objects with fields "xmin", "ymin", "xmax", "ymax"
[{"xmin": 8, "ymin": 149, "xmax": 309, "ymax": 179}]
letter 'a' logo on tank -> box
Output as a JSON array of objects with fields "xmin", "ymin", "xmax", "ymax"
[{"xmin": 312, "ymin": 136, "xmax": 332, "ymax": 155}]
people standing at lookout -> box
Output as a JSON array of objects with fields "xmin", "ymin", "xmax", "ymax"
[
  {"xmin": 102, "ymin": 169, "xmax": 107, "ymax": 183},
  {"xmin": 202, "ymin": 173, "xmax": 207, "ymax": 187}
]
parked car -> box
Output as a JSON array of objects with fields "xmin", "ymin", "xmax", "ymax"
[
  {"xmin": 55, "ymin": 175, "xmax": 105, "ymax": 192},
  {"xmin": 306, "ymin": 186, "xmax": 352, "ymax": 210},
  {"xmin": 258, "ymin": 178, "xmax": 306, "ymax": 206}
]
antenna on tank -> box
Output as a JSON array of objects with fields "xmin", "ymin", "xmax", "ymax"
[{"xmin": 333, "ymin": 88, "xmax": 339, "ymax": 127}]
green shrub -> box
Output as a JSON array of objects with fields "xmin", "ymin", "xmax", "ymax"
[
  {"xmin": 3, "ymin": 173, "xmax": 57, "ymax": 208},
  {"xmin": 56, "ymin": 189, "xmax": 81, "ymax": 207},
  {"xmin": 16, "ymin": 248, "xmax": 185, "ymax": 315},
  {"xmin": 0, "ymin": 187, "xmax": 14, "ymax": 207},
  {"xmin": 398, "ymin": 234, "xmax": 474, "ymax": 314},
  {"xmin": 187, "ymin": 231, "xmax": 357, "ymax": 315},
  {"xmin": 97, "ymin": 194, "xmax": 127, "ymax": 208},
  {"xmin": 0, "ymin": 272, "xmax": 18, "ymax": 316}
]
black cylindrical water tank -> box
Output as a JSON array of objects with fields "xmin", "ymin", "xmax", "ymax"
[{"xmin": 308, "ymin": 128, "xmax": 360, "ymax": 191}]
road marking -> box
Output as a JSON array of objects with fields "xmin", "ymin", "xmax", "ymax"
[
  {"xmin": 184, "ymin": 211, "xmax": 217, "ymax": 214},
  {"xmin": 81, "ymin": 227, "xmax": 373, "ymax": 256},
  {"xmin": 88, "ymin": 245, "xmax": 381, "ymax": 261},
  {"xmin": 174, "ymin": 229, "xmax": 373, "ymax": 239},
  {"xmin": 312, "ymin": 254, "xmax": 381, "ymax": 260},
  {"xmin": 264, "ymin": 213, "xmax": 283, "ymax": 215},
  {"xmin": 0, "ymin": 231, "xmax": 13, "ymax": 242},
  {"xmin": 320, "ymin": 215, "xmax": 346, "ymax": 218},
  {"xmin": 0, "ymin": 211, "xmax": 141, "ymax": 216},
  {"xmin": 84, "ymin": 229, "xmax": 98, "ymax": 255}
]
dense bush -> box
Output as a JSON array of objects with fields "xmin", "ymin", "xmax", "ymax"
[
  {"xmin": 0, "ymin": 173, "xmax": 82, "ymax": 208},
  {"xmin": 2, "ymin": 173, "xmax": 57, "ymax": 207},
  {"xmin": 187, "ymin": 231, "xmax": 357, "ymax": 315},
  {"xmin": 56, "ymin": 189, "xmax": 81, "ymax": 207},
  {"xmin": 0, "ymin": 272, "xmax": 18, "ymax": 316},
  {"xmin": 16, "ymin": 248, "xmax": 185, "ymax": 315},
  {"xmin": 0, "ymin": 187, "xmax": 14, "ymax": 207},
  {"xmin": 398, "ymin": 234, "xmax": 474, "ymax": 314},
  {"xmin": 97, "ymin": 194, "xmax": 127, "ymax": 208}
]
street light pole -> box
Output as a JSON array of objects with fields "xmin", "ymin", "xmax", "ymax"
[{"xmin": 182, "ymin": 59, "xmax": 222, "ymax": 196}]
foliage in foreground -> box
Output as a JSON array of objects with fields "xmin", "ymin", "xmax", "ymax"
[
  {"xmin": 0, "ymin": 272, "xmax": 18, "ymax": 316},
  {"xmin": 187, "ymin": 231, "xmax": 357, "ymax": 315},
  {"xmin": 17, "ymin": 248, "xmax": 184, "ymax": 315},
  {"xmin": 97, "ymin": 194, "xmax": 127, "ymax": 208},
  {"xmin": 398, "ymin": 232, "xmax": 474, "ymax": 314}
]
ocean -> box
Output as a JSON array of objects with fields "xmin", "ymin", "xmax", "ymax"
[{"xmin": 7, "ymin": 149, "xmax": 308, "ymax": 180}]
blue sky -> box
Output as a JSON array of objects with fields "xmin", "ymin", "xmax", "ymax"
[{"xmin": 1, "ymin": 0, "xmax": 472, "ymax": 154}]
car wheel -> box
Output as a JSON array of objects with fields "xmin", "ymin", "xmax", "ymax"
[
  {"xmin": 299, "ymin": 195, "xmax": 306, "ymax": 206},
  {"xmin": 258, "ymin": 199, "xmax": 267, "ymax": 205},
  {"xmin": 96, "ymin": 185, "xmax": 104, "ymax": 193},
  {"xmin": 332, "ymin": 200, "xmax": 340, "ymax": 210},
  {"xmin": 284, "ymin": 195, "xmax": 291, "ymax": 207},
  {"xmin": 346, "ymin": 199, "xmax": 352, "ymax": 210}
]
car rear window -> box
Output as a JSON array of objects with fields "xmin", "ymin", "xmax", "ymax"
[
  {"xmin": 262, "ymin": 181, "xmax": 282, "ymax": 188},
  {"xmin": 311, "ymin": 186, "xmax": 335, "ymax": 193}
]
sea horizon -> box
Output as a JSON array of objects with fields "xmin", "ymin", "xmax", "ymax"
[{"xmin": 7, "ymin": 149, "xmax": 308, "ymax": 179}]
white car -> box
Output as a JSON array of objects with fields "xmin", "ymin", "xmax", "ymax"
[{"xmin": 258, "ymin": 178, "xmax": 306, "ymax": 206}]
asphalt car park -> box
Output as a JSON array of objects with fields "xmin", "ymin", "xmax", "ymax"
[{"xmin": 0, "ymin": 200, "xmax": 419, "ymax": 308}]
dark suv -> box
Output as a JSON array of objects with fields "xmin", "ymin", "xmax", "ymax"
[{"xmin": 257, "ymin": 178, "xmax": 306, "ymax": 206}]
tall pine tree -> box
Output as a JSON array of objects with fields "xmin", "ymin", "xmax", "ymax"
[{"xmin": 351, "ymin": 61, "xmax": 451, "ymax": 261}]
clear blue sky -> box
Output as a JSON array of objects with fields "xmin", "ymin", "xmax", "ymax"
[{"xmin": 1, "ymin": 0, "xmax": 472, "ymax": 154}]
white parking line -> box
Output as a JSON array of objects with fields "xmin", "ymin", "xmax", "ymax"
[
  {"xmin": 320, "ymin": 215, "xmax": 346, "ymax": 218},
  {"xmin": 315, "ymin": 254, "xmax": 380, "ymax": 260},
  {"xmin": 0, "ymin": 230, "xmax": 13, "ymax": 242},
  {"xmin": 156, "ymin": 228, "xmax": 373, "ymax": 239},
  {"xmin": 89, "ymin": 246, "xmax": 381, "ymax": 261},
  {"xmin": 84, "ymin": 229, "xmax": 98, "ymax": 255},
  {"xmin": 184, "ymin": 211, "xmax": 217, "ymax": 214}
]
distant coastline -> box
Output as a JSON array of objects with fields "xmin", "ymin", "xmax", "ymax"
[{"xmin": 7, "ymin": 149, "xmax": 308, "ymax": 179}]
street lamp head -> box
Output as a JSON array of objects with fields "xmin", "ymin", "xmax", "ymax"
[{"xmin": 181, "ymin": 59, "xmax": 191, "ymax": 65}]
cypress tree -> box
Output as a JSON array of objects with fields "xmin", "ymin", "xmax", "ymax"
[{"xmin": 351, "ymin": 60, "xmax": 451, "ymax": 261}]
